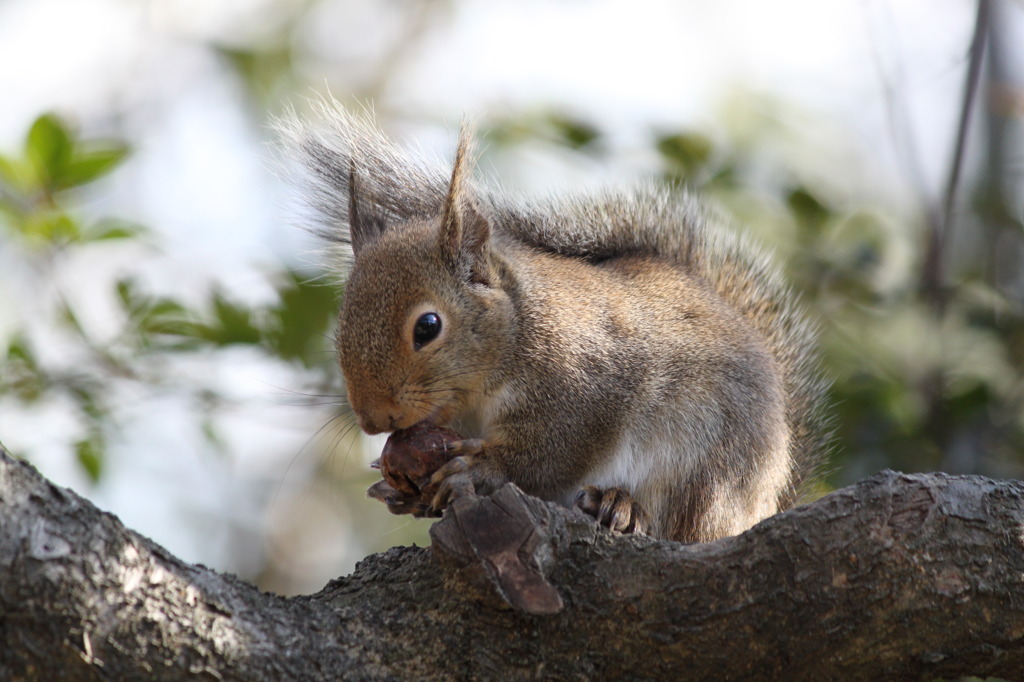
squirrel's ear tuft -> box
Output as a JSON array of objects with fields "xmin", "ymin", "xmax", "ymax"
[
  {"xmin": 439, "ymin": 125, "xmax": 491, "ymax": 284},
  {"xmin": 348, "ymin": 158, "xmax": 387, "ymax": 257}
]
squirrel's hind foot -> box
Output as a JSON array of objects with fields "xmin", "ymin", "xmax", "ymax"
[{"xmin": 574, "ymin": 486, "xmax": 651, "ymax": 536}]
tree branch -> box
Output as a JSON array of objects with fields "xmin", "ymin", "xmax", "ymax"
[
  {"xmin": 921, "ymin": 0, "xmax": 991, "ymax": 309},
  {"xmin": 2, "ymin": 444, "xmax": 1023, "ymax": 681}
]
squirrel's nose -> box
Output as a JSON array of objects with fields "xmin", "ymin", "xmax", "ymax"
[
  {"xmin": 363, "ymin": 407, "xmax": 424, "ymax": 434},
  {"xmin": 353, "ymin": 402, "xmax": 405, "ymax": 435},
  {"xmin": 355, "ymin": 411, "xmax": 388, "ymax": 435},
  {"xmin": 348, "ymin": 386, "xmax": 400, "ymax": 434}
]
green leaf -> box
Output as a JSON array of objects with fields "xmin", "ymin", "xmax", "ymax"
[
  {"xmin": 58, "ymin": 144, "xmax": 130, "ymax": 189},
  {"xmin": 215, "ymin": 310, "xmax": 262, "ymax": 344},
  {"xmin": 656, "ymin": 132, "xmax": 713, "ymax": 179},
  {"xmin": 205, "ymin": 292, "xmax": 262, "ymax": 345},
  {"xmin": 47, "ymin": 213, "xmax": 81, "ymax": 242},
  {"xmin": 548, "ymin": 114, "xmax": 600, "ymax": 150},
  {"xmin": 140, "ymin": 298, "xmax": 193, "ymax": 336},
  {"xmin": 58, "ymin": 300, "xmax": 87, "ymax": 335},
  {"xmin": 16, "ymin": 211, "xmax": 83, "ymax": 245},
  {"xmin": 148, "ymin": 299, "xmax": 187, "ymax": 318},
  {"xmin": 3, "ymin": 336, "xmax": 45, "ymax": 401},
  {"xmin": 74, "ymin": 436, "xmax": 103, "ymax": 483},
  {"xmin": 25, "ymin": 114, "xmax": 74, "ymax": 188},
  {"xmin": 0, "ymin": 154, "xmax": 19, "ymax": 184},
  {"xmin": 0, "ymin": 158, "xmax": 31, "ymax": 224},
  {"xmin": 217, "ymin": 44, "xmax": 294, "ymax": 100},
  {"xmin": 85, "ymin": 219, "xmax": 144, "ymax": 242},
  {"xmin": 268, "ymin": 271, "xmax": 337, "ymax": 364},
  {"xmin": 94, "ymin": 226, "xmax": 136, "ymax": 240},
  {"xmin": 787, "ymin": 186, "xmax": 830, "ymax": 231},
  {"xmin": 6, "ymin": 336, "xmax": 37, "ymax": 368},
  {"xmin": 0, "ymin": 154, "xmax": 30, "ymax": 198},
  {"xmin": 115, "ymin": 278, "xmax": 137, "ymax": 311},
  {"xmin": 200, "ymin": 416, "xmax": 226, "ymax": 451},
  {"xmin": 707, "ymin": 163, "xmax": 739, "ymax": 190}
]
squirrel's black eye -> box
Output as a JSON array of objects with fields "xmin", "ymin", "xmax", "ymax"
[{"xmin": 413, "ymin": 312, "xmax": 442, "ymax": 350}]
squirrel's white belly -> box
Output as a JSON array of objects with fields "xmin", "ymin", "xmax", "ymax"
[
  {"xmin": 577, "ymin": 423, "xmax": 696, "ymax": 534},
  {"xmin": 579, "ymin": 402, "xmax": 793, "ymax": 539}
]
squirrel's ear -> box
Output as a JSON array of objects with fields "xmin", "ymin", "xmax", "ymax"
[
  {"xmin": 439, "ymin": 126, "xmax": 491, "ymax": 285},
  {"xmin": 348, "ymin": 158, "xmax": 387, "ymax": 258}
]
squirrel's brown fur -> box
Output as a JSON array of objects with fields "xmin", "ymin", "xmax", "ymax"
[{"xmin": 281, "ymin": 104, "xmax": 830, "ymax": 542}]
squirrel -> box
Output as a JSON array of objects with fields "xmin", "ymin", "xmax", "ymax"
[{"xmin": 283, "ymin": 105, "xmax": 830, "ymax": 543}]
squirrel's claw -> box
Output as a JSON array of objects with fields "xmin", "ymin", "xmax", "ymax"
[
  {"xmin": 367, "ymin": 479, "xmax": 436, "ymax": 517},
  {"xmin": 442, "ymin": 438, "xmax": 485, "ymax": 457},
  {"xmin": 427, "ymin": 454, "xmax": 504, "ymax": 514},
  {"xmin": 574, "ymin": 486, "xmax": 651, "ymax": 535},
  {"xmin": 428, "ymin": 456, "xmax": 475, "ymax": 513}
]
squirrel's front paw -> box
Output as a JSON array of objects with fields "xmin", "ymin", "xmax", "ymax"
[
  {"xmin": 428, "ymin": 455, "xmax": 506, "ymax": 514},
  {"xmin": 368, "ymin": 423, "xmax": 485, "ymax": 517},
  {"xmin": 574, "ymin": 486, "xmax": 651, "ymax": 535},
  {"xmin": 367, "ymin": 479, "xmax": 436, "ymax": 517}
]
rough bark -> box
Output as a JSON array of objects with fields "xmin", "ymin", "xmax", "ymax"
[{"xmin": 1, "ymin": 444, "xmax": 1023, "ymax": 681}]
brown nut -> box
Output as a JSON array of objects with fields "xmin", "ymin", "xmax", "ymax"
[{"xmin": 378, "ymin": 422, "xmax": 463, "ymax": 496}]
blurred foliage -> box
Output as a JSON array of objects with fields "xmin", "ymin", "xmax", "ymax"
[
  {"xmin": 0, "ymin": 114, "xmax": 341, "ymax": 483},
  {"xmin": 0, "ymin": 114, "xmax": 136, "ymax": 249},
  {"xmin": 644, "ymin": 111, "xmax": 1024, "ymax": 485},
  {"xmin": 485, "ymin": 111, "xmax": 603, "ymax": 153}
]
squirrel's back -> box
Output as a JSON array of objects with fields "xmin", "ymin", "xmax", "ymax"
[
  {"xmin": 496, "ymin": 189, "xmax": 830, "ymax": 509},
  {"xmin": 283, "ymin": 104, "xmax": 830, "ymax": 533}
]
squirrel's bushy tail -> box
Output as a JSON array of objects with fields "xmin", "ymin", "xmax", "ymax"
[{"xmin": 283, "ymin": 103, "xmax": 831, "ymax": 504}]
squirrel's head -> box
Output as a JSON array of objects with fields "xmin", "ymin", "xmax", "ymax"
[{"xmin": 337, "ymin": 129, "xmax": 512, "ymax": 435}]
